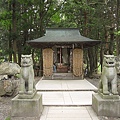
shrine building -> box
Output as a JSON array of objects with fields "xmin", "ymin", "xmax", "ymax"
[{"xmin": 27, "ymin": 28, "xmax": 101, "ymax": 79}]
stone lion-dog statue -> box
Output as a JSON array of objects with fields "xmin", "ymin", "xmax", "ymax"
[
  {"xmin": 99, "ymin": 55, "xmax": 118, "ymax": 95},
  {"xmin": 19, "ymin": 54, "xmax": 36, "ymax": 98}
]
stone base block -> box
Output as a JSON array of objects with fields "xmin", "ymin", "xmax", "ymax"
[
  {"xmin": 18, "ymin": 90, "xmax": 36, "ymax": 99},
  {"xmin": 11, "ymin": 93, "xmax": 43, "ymax": 119},
  {"xmin": 98, "ymin": 91, "xmax": 119, "ymax": 99},
  {"xmin": 92, "ymin": 93, "xmax": 120, "ymax": 117}
]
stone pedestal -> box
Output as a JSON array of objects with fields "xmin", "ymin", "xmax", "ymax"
[
  {"xmin": 92, "ymin": 93, "xmax": 120, "ymax": 117},
  {"xmin": 11, "ymin": 93, "xmax": 43, "ymax": 119}
]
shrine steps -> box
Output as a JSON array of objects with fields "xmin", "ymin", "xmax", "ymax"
[
  {"xmin": 52, "ymin": 73, "xmax": 73, "ymax": 80},
  {"xmin": 36, "ymin": 78, "xmax": 97, "ymax": 106}
]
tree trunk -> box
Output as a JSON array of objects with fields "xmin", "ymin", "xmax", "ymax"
[
  {"xmin": 116, "ymin": 0, "xmax": 120, "ymax": 55},
  {"xmin": 94, "ymin": 47, "xmax": 98, "ymax": 73},
  {"xmin": 38, "ymin": 1, "xmax": 45, "ymax": 76},
  {"xmin": 12, "ymin": 0, "xmax": 17, "ymax": 63},
  {"xmin": 100, "ymin": 44, "xmax": 104, "ymax": 72},
  {"xmin": 13, "ymin": 40, "xmax": 17, "ymax": 63},
  {"xmin": 87, "ymin": 48, "xmax": 94, "ymax": 76},
  {"xmin": 84, "ymin": 11, "xmax": 88, "ymax": 36},
  {"xmin": 18, "ymin": 52, "xmax": 21, "ymax": 66},
  {"xmin": 8, "ymin": 1, "xmax": 12, "ymax": 62},
  {"xmin": 109, "ymin": 26, "xmax": 114, "ymax": 55},
  {"xmin": 17, "ymin": 41, "xmax": 21, "ymax": 65},
  {"xmin": 104, "ymin": 27, "xmax": 109, "ymax": 54},
  {"xmin": 18, "ymin": 53, "xmax": 21, "ymax": 65},
  {"xmin": 8, "ymin": 29, "xmax": 12, "ymax": 62}
]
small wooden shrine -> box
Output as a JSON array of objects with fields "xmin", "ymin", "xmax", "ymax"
[{"xmin": 28, "ymin": 28, "xmax": 101, "ymax": 79}]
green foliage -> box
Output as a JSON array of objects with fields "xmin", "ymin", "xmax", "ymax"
[
  {"xmin": 0, "ymin": 0, "xmax": 119, "ymax": 73},
  {"xmin": 15, "ymin": 73, "xmax": 20, "ymax": 79},
  {"xmin": 51, "ymin": 12, "xmax": 61, "ymax": 23},
  {"xmin": 0, "ymin": 11, "xmax": 12, "ymax": 29},
  {"xmin": 5, "ymin": 116, "xmax": 11, "ymax": 120},
  {"xmin": 115, "ymin": 31, "xmax": 120, "ymax": 35},
  {"xmin": 21, "ymin": 45, "xmax": 32, "ymax": 55}
]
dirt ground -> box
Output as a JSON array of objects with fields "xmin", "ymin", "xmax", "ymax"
[{"xmin": 0, "ymin": 77, "xmax": 120, "ymax": 120}]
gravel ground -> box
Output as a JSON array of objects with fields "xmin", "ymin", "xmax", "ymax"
[
  {"xmin": 0, "ymin": 77, "xmax": 120, "ymax": 120},
  {"xmin": 0, "ymin": 96, "xmax": 11, "ymax": 120},
  {"xmin": 86, "ymin": 77, "xmax": 99, "ymax": 88}
]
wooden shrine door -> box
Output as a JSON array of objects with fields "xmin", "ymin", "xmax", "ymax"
[
  {"xmin": 73, "ymin": 48, "xmax": 83, "ymax": 77},
  {"xmin": 43, "ymin": 48, "xmax": 53, "ymax": 77}
]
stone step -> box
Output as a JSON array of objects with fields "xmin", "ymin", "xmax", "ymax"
[
  {"xmin": 36, "ymin": 79, "xmax": 97, "ymax": 106},
  {"xmin": 40, "ymin": 106, "xmax": 99, "ymax": 120},
  {"xmin": 52, "ymin": 73, "xmax": 73, "ymax": 80},
  {"xmin": 38, "ymin": 91, "xmax": 94, "ymax": 106},
  {"xmin": 36, "ymin": 79, "xmax": 97, "ymax": 92},
  {"xmin": 53, "ymin": 73, "xmax": 73, "ymax": 77}
]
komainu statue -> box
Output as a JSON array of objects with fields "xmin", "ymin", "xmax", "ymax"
[
  {"xmin": 19, "ymin": 54, "xmax": 36, "ymax": 98},
  {"xmin": 99, "ymin": 55, "xmax": 118, "ymax": 95}
]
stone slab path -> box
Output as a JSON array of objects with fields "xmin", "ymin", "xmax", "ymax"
[
  {"xmin": 36, "ymin": 79, "xmax": 97, "ymax": 91},
  {"xmin": 40, "ymin": 106, "xmax": 99, "ymax": 120},
  {"xmin": 36, "ymin": 78, "xmax": 99, "ymax": 120},
  {"xmin": 38, "ymin": 91, "xmax": 94, "ymax": 106}
]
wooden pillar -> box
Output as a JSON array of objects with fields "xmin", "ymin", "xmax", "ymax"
[{"xmin": 60, "ymin": 48, "xmax": 62, "ymax": 66}]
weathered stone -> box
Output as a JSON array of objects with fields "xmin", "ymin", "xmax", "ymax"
[
  {"xmin": 92, "ymin": 93, "xmax": 120, "ymax": 117},
  {"xmin": 19, "ymin": 54, "xmax": 36, "ymax": 99},
  {"xmin": 0, "ymin": 81, "xmax": 6, "ymax": 96},
  {"xmin": 0, "ymin": 62, "xmax": 20, "ymax": 75},
  {"xmin": 0, "ymin": 75, "xmax": 8, "ymax": 80},
  {"xmin": 18, "ymin": 90, "xmax": 36, "ymax": 99},
  {"xmin": 98, "ymin": 91, "xmax": 119, "ymax": 99},
  {"xmin": 118, "ymin": 76, "xmax": 120, "ymax": 95},
  {"xmin": 11, "ymin": 93, "xmax": 43, "ymax": 119},
  {"xmin": 11, "ymin": 117, "xmax": 40, "ymax": 120},
  {"xmin": 99, "ymin": 55, "xmax": 118, "ymax": 95},
  {"xmin": 0, "ymin": 79, "xmax": 19, "ymax": 96}
]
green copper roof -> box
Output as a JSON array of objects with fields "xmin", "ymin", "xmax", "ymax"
[{"xmin": 27, "ymin": 28, "xmax": 101, "ymax": 48}]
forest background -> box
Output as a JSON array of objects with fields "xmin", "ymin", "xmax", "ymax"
[{"xmin": 0, "ymin": 0, "xmax": 120, "ymax": 76}]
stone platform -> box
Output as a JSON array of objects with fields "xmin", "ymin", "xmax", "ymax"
[
  {"xmin": 11, "ymin": 93, "xmax": 43, "ymax": 119},
  {"xmin": 36, "ymin": 79, "xmax": 97, "ymax": 91},
  {"xmin": 92, "ymin": 93, "xmax": 120, "ymax": 117},
  {"xmin": 36, "ymin": 79, "xmax": 97, "ymax": 106}
]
